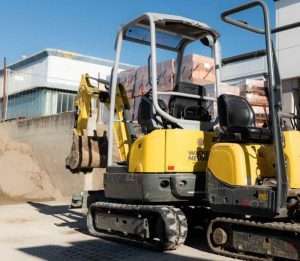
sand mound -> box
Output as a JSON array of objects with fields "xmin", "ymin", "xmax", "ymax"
[{"xmin": 0, "ymin": 132, "xmax": 60, "ymax": 203}]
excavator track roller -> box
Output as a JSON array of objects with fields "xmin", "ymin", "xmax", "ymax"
[
  {"xmin": 207, "ymin": 217, "xmax": 300, "ymax": 261},
  {"xmin": 87, "ymin": 202, "xmax": 188, "ymax": 250}
]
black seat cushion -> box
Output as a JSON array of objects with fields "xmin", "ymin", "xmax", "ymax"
[
  {"xmin": 218, "ymin": 94, "xmax": 272, "ymax": 144},
  {"xmin": 168, "ymin": 82, "xmax": 211, "ymax": 121},
  {"xmin": 218, "ymin": 94, "xmax": 256, "ymax": 128}
]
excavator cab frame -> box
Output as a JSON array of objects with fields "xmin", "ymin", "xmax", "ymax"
[{"xmin": 107, "ymin": 13, "xmax": 221, "ymax": 167}]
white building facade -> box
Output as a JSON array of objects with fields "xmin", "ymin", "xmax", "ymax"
[
  {"xmin": 275, "ymin": 0, "xmax": 300, "ymax": 115},
  {"xmin": 0, "ymin": 49, "xmax": 132, "ymax": 119}
]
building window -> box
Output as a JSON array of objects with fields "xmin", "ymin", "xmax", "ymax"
[
  {"xmin": 61, "ymin": 93, "xmax": 68, "ymax": 112},
  {"xmin": 68, "ymin": 95, "xmax": 74, "ymax": 111},
  {"xmin": 57, "ymin": 93, "xmax": 63, "ymax": 113},
  {"xmin": 56, "ymin": 92, "xmax": 75, "ymax": 114}
]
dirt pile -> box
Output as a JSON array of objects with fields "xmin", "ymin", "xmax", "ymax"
[{"xmin": 0, "ymin": 132, "xmax": 61, "ymax": 204}]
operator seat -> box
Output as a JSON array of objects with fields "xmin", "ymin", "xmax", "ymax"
[
  {"xmin": 217, "ymin": 94, "xmax": 272, "ymax": 143},
  {"xmin": 138, "ymin": 91, "xmax": 174, "ymax": 134},
  {"xmin": 169, "ymin": 82, "xmax": 211, "ymax": 122}
]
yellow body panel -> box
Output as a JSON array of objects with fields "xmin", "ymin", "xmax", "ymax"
[
  {"xmin": 207, "ymin": 131, "xmax": 300, "ymax": 189},
  {"xmin": 165, "ymin": 129, "xmax": 214, "ymax": 173},
  {"xmin": 128, "ymin": 130, "xmax": 166, "ymax": 172},
  {"xmin": 208, "ymin": 143, "xmax": 252, "ymax": 186},
  {"xmin": 284, "ymin": 131, "xmax": 300, "ymax": 188},
  {"xmin": 128, "ymin": 129, "xmax": 214, "ymax": 173}
]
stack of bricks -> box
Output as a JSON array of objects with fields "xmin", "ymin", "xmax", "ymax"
[
  {"xmin": 180, "ymin": 54, "xmax": 215, "ymax": 86},
  {"xmin": 117, "ymin": 54, "xmax": 266, "ymax": 123},
  {"xmin": 239, "ymin": 79, "xmax": 269, "ymax": 127},
  {"xmin": 118, "ymin": 54, "xmax": 217, "ymax": 121},
  {"xmin": 118, "ymin": 59, "xmax": 175, "ymax": 121}
]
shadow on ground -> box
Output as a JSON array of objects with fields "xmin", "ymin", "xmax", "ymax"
[
  {"xmin": 186, "ymin": 227, "xmax": 211, "ymax": 253},
  {"xmin": 27, "ymin": 201, "xmax": 87, "ymax": 233},
  {"xmin": 21, "ymin": 201, "xmax": 217, "ymax": 261},
  {"xmin": 19, "ymin": 238, "xmax": 215, "ymax": 261}
]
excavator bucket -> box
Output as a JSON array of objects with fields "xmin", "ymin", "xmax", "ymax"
[{"xmin": 66, "ymin": 130, "xmax": 108, "ymax": 173}]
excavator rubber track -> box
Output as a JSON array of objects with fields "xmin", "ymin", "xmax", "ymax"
[
  {"xmin": 87, "ymin": 202, "xmax": 188, "ymax": 250},
  {"xmin": 207, "ymin": 217, "xmax": 300, "ymax": 261}
]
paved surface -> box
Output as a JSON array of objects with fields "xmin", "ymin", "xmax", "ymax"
[{"xmin": 0, "ymin": 201, "xmax": 238, "ymax": 261}]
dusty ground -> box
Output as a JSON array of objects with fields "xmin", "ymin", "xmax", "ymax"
[{"xmin": 0, "ymin": 201, "xmax": 239, "ymax": 261}]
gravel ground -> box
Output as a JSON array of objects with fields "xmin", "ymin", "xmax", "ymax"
[{"xmin": 0, "ymin": 201, "xmax": 239, "ymax": 261}]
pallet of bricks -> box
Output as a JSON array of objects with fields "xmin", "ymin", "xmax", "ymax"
[
  {"xmin": 118, "ymin": 54, "xmax": 240, "ymax": 122},
  {"xmin": 239, "ymin": 79, "xmax": 269, "ymax": 127},
  {"xmin": 118, "ymin": 58, "xmax": 176, "ymax": 123}
]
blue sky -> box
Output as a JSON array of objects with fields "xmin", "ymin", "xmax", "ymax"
[{"xmin": 0, "ymin": 0, "xmax": 276, "ymax": 66}]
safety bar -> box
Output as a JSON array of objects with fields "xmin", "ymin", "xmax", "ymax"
[
  {"xmin": 157, "ymin": 91, "xmax": 216, "ymax": 102},
  {"xmin": 221, "ymin": 1, "xmax": 266, "ymax": 34},
  {"xmin": 222, "ymin": 49, "xmax": 266, "ymax": 65},
  {"xmin": 222, "ymin": 0, "xmax": 300, "ymax": 36},
  {"xmin": 272, "ymin": 21, "xmax": 300, "ymax": 34},
  {"xmin": 222, "ymin": 20, "xmax": 300, "ymax": 66}
]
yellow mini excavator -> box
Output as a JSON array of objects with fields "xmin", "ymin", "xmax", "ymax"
[{"xmin": 66, "ymin": 1, "xmax": 300, "ymax": 260}]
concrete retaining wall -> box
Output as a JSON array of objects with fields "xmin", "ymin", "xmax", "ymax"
[{"xmin": 0, "ymin": 112, "xmax": 102, "ymax": 201}]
